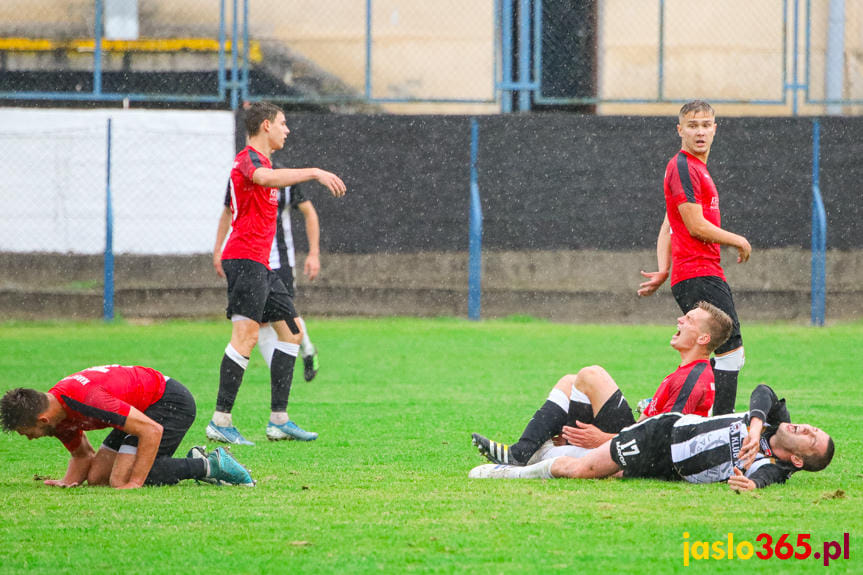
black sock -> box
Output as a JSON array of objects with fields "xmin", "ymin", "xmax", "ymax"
[
  {"xmin": 216, "ymin": 353, "xmax": 247, "ymax": 413},
  {"xmin": 713, "ymin": 369, "xmax": 739, "ymax": 415},
  {"xmin": 145, "ymin": 457, "xmax": 208, "ymax": 486},
  {"xmin": 270, "ymin": 348, "xmax": 297, "ymax": 412},
  {"xmin": 509, "ymin": 400, "xmax": 569, "ymax": 464}
]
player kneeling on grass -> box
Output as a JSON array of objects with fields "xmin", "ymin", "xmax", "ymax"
[
  {"xmin": 472, "ymin": 302, "xmax": 733, "ymax": 466},
  {"xmin": 0, "ymin": 364, "xmax": 254, "ymax": 488},
  {"xmin": 469, "ymin": 384, "xmax": 834, "ymax": 491}
]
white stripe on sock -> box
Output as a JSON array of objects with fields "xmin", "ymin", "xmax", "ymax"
[
  {"xmin": 274, "ymin": 341, "xmax": 300, "ymax": 357},
  {"xmin": 549, "ymin": 388, "xmax": 570, "ymax": 412},
  {"xmin": 225, "ymin": 344, "xmax": 249, "ymax": 370}
]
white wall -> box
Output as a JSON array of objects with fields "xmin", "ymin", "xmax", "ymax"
[{"xmin": 0, "ymin": 108, "xmax": 234, "ymax": 254}]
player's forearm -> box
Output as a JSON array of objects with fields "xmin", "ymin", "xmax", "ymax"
[
  {"xmin": 656, "ymin": 220, "xmax": 672, "ymax": 274},
  {"xmin": 254, "ymin": 167, "xmax": 323, "ymax": 188},
  {"xmin": 686, "ymin": 219, "xmax": 746, "ymax": 250},
  {"xmin": 61, "ymin": 455, "xmax": 93, "ymax": 485},
  {"xmin": 214, "ymin": 208, "xmax": 231, "ymax": 253},
  {"xmin": 126, "ymin": 431, "xmax": 161, "ymax": 487},
  {"xmin": 305, "ymin": 211, "xmax": 320, "ymax": 256}
]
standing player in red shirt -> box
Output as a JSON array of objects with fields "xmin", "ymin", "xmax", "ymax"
[
  {"xmin": 0, "ymin": 365, "xmax": 254, "ymax": 488},
  {"xmin": 207, "ymin": 102, "xmax": 345, "ymax": 446},
  {"xmin": 471, "ymin": 301, "xmax": 733, "ymax": 466},
  {"xmin": 638, "ymin": 100, "xmax": 751, "ymax": 415}
]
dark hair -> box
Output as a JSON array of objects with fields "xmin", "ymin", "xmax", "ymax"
[
  {"xmin": 243, "ymin": 101, "xmax": 283, "ymax": 137},
  {"xmin": 802, "ymin": 436, "xmax": 835, "ymax": 472},
  {"xmin": 679, "ymin": 100, "xmax": 715, "ymax": 121},
  {"xmin": 696, "ymin": 301, "xmax": 733, "ymax": 353},
  {"xmin": 0, "ymin": 388, "xmax": 48, "ymax": 432}
]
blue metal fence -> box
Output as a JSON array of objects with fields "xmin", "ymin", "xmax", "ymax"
[{"xmin": 1, "ymin": 1, "xmax": 860, "ymax": 113}]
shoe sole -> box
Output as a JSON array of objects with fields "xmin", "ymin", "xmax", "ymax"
[
  {"xmin": 206, "ymin": 426, "xmax": 254, "ymax": 446},
  {"xmin": 266, "ymin": 431, "xmax": 318, "ymax": 442}
]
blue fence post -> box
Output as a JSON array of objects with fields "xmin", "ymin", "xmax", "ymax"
[
  {"xmin": 94, "ymin": 0, "xmax": 104, "ymax": 97},
  {"xmin": 365, "ymin": 0, "xmax": 373, "ymax": 100},
  {"xmin": 517, "ymin": 0, "xmax": 532, "ymax": 111},
  {"xmin": 500, "ymin": 0, "xmax": 513, "ymax": 112},
  {"xmin": 104, "ymin": 119, "xmax": 115, "ymax": 322},
  {"xmin": 810, "ymin": 119, "xmax": 826, "ymax": 326},
  {"xmin": 468, "ymin": 118, "xmax": 482, "ymax": 321}
]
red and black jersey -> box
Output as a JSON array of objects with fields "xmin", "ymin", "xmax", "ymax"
[
  {"xmin": 664, "ymin": 150, "xmax": 725, "ymax": 285},
  {"xmin": 643, "ymin": 359, "xmax": 715, "ymax": 418},
  {"xmin": 48, "ymin": 365, "xmax": 167, "ymax": 453},
  {"xmin": 221, "ymin": 146, "xmax": 279, "ymax": 267}
]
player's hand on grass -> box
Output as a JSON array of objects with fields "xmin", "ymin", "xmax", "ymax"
[
  {"xmin": 637, "ymin": 270, "xmax": 668, "ymax": 297},
  {"xmin": 304, "ymin": 254, "xmax": 320, "ymax": 280},
  {"xmin": 560, "ymin": 421, "xmax": 610, "ymax": 449},
  {"xmin": 316, "ymin": 169, "xmax": 346, "ymax": 197},
  {"xmin": 43, "ymin": 479, "xmax": 79, "ymax": 488},
  {"xmin": 737, "ymin": 417, "xmax": 763, "ymax": 469},
  {"xmin": 728, "ymin": 467, "xmax": 756, "ymax": 492}
]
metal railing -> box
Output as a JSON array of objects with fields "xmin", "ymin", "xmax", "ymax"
[{"xmin": 0, "ymin": 1, "xmax": 859, "ymax": 112}]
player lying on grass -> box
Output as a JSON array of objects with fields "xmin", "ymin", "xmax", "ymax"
[
  {"xmin": 469, "ymin": 384, "xmax": 835, "ymax": 490},
  {"xmin": 471, "ymin": 302, "xmax": 733, "ymax": 466},
  {"xmin": 1, "ymin": 365, "xmax": 255, "ymax": 488}
]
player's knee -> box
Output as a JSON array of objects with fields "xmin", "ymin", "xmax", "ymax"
[
  {"xmin": 553, "ymin": 374, "xmax": 579, "ymax": 394},
  {"xmin": 574, "ymin": 365, "xmax": 607, "ymax": 392},
  {"xmin": 714, "ymin": 346, "xmax": 745, "ymax": 372},
  {"xmin": 86, "ymin": 469, "xmax": 110, "ymax": 486}
]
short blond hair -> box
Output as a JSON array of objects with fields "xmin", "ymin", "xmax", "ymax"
[
  {"xmin": 679, "ymin": 100, "xmax": 715, "ymax": 122},
  {"xmin": 696, "ymin": 301, "xmax": 733, "ymax": 353}
]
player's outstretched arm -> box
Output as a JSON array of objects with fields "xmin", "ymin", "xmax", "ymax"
[
  {"xmin": 254, "ymin": 167, "xmax": 346, "ymax": 197},
  {"xmin": 638, "ymin": 215, "xmax": 671, "ymax": 296},
  {"xmin": 45, "ymin": 434, "xmax": 96, "ymax": 488}
]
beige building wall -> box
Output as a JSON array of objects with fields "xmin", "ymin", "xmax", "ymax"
[{"xmin": 1, "ymin": 1, "xmax": 861, "ymax": 115}]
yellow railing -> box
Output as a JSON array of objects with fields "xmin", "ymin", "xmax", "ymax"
[{"xmin": 0, "ymin": 37, "xmax": 262, "ymax": 62}]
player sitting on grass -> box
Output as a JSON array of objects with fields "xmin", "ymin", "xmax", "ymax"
[
  {"xmin": 469, "ymin": 384, "xmax": 835, "ymax": 491},
  {"xmin": 472, "ymin": 302, "xmax": 733, "ymax": 466},
  {"xmin": 1, "ymin": 365, "xmax": 255, "ymax": 488}
]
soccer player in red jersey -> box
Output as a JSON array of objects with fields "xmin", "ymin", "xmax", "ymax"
[
  {"xmin": 1, "ymin": 365, "xmax": 255, "ymax": 488},
  {"xmin": 638, "ymin": 100, "xmax": 751, "ymax": 415},
  {"xmin": 208, "ymin": 101, "xmax": 345, "ymax": 446},
  {"xmin": 471, "ymin": 302, "xmax": 733, "ymax": 466}
]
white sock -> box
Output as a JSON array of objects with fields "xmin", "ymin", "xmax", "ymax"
[
  {"xmin": 212, "ymin": 411, "xmax": 232, "ymax": 427},
  {"xmin": 270, "ymin": 411, "xmax": 289, "ymax": 425},
  {"xmin": 274, "ymin": 340, "xmax": 300, "ymax": 357},
  {"xmin": 296, "ymin": 317, "xmax": 315, "ymax": 357},
  {"xmin": 258, "ymin": 324, "xmax": 277, "ymax": 367},
  {"xmin": 518, "ymin": 457, "xmax": 559, "ymax": 479}
]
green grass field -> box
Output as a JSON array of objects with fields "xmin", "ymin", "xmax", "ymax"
[{"xmin": 0, "ymin": 317, "xmax": 860, "ymax": 574}]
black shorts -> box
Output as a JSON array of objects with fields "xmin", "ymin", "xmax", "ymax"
[
  {"xmin": 568, "ymin": 389, "xmax": 636, "ymax": 433},
  {"xmin": 223, "ymin": 259, "xmax": 299, "ymax": 329},
  {"xmin": 608, "ymin": 413, "xmax": 681, "ymax": 480},
  {"xmin": 671, "ymin": 275, "xmax": 742, "ymax": 355},
  {"xmin": 274, "ymin": 265, "xmax": 296, "ymax": 299},
  {"xmin": 102, "ymin": 378, "xmax": 196, "ymax": 458}
]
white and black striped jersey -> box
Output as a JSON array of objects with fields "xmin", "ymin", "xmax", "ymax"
[
  {"xmin": 669, "ymin": 385, "xmax": 797, "ymax": 488},
  {"xmin": 268, "ymin": 185, "xmax": 306, "ymax": 271}
]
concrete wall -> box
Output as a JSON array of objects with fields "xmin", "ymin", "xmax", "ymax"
[{"xmin": 1, "ymin": 248, "xmax": 861, "ymax": 323}]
